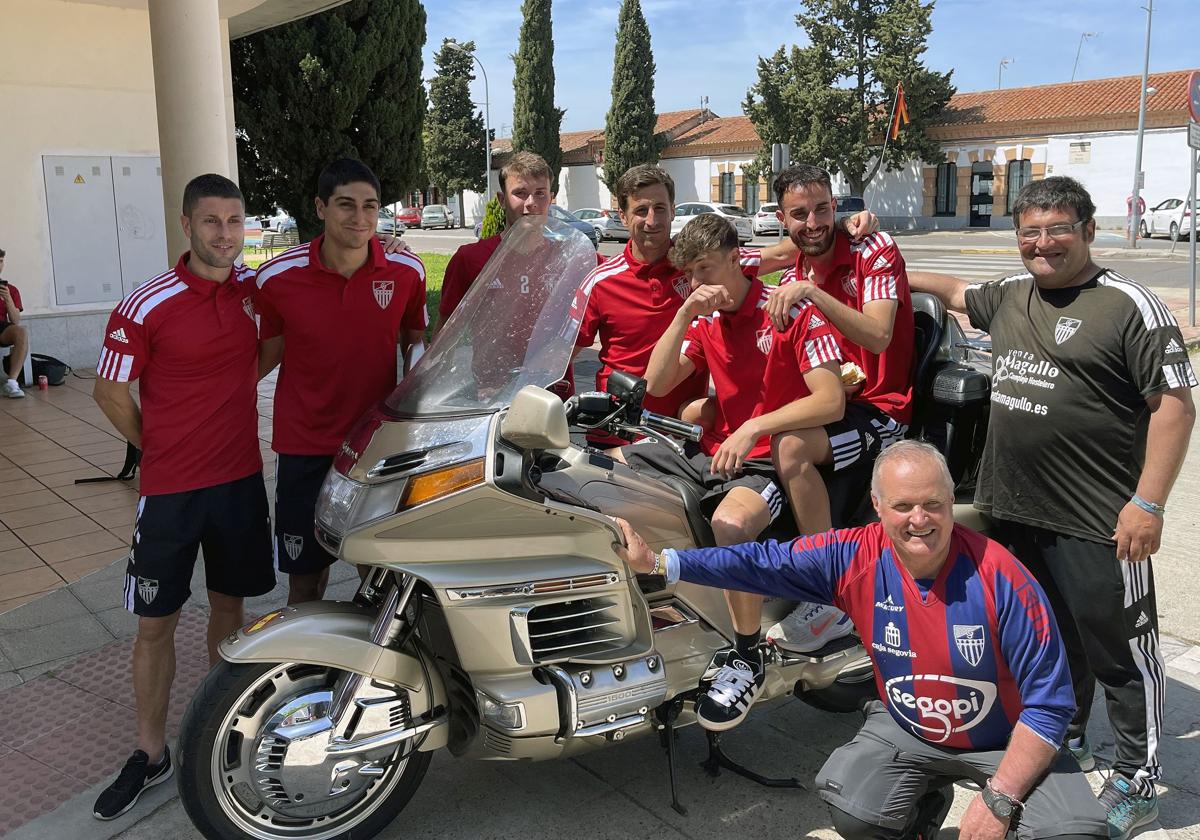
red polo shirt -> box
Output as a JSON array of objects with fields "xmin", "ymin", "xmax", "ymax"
[
  {"xmin": 96, "ymin": 255, "xmax": 262, "ymax": 496},
  {"xmin": 440, "ymin": 234, "xmax": 610, "ymax": 327},
  {"xmin": 2, "ymin": 282, "xmax": 22, "ymax": 318},
  {"xmin": 780, "ymin": 231, "xmax": 914, "ymax": 424},
  {"xmin": 571, "ymin": 242, "xmax": 763, "ymax": 419},
  {"xmin": 682, "ymin": 278, "xmax": 842, "ymax": 458},
  {"xmin": 254, "ymin": 235, "xmax": 427, "ymax": 455}
]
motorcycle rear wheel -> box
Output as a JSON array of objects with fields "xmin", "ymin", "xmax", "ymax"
[{"xmin": 178, "ymin": 660, "xmax": 431, "ymax": 840}]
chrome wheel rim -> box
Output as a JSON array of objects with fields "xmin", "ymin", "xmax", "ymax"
[{"xmin": 210, "ymin": 664, "xmax": 410, "ymax": 840}]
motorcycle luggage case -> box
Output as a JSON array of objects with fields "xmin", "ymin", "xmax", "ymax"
[{"xmin": 931, "ymin": 364, "xmax": 990, "ymax": 407}]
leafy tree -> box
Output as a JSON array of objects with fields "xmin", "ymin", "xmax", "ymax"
[
  {"xmin": 602, "ymin": 0, "xmax": 659, "ymax": 194},
  {"xmin": 743, "ymin": 0, "xmax": 954, "ymax": 196},
  {"xmin": 231, "ymin": 0, "xmax": 427, "ymax": 240},
  {"xmin": 425, "ymin": 39, "xmax": 487, "ymax": 226},
  {"xmin": 479, "ymin": 195, "xmax": 505, "ymax": 238},
  {"xmin": 511, "ymin": 0, "xmax": 565, "ymax": 193}
]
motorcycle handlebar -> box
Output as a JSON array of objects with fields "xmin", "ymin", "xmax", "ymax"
[{"xmin": 640, "ymin": 411, "xmax": 702, "ymax": 443}]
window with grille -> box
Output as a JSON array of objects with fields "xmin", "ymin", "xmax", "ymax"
[
  {"xmin": 1006, "ymin": 160, "xmax": 1032, "ymax": 215},
  {"xmin": 935, "ymin": 162, "xmax": 957, "ymax": 216}
]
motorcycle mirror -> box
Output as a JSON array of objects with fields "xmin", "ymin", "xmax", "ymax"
[{"xmin": 500, "ymin": 386, "xmax": 571, "ymax": 450}]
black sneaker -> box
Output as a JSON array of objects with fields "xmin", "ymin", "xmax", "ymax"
[
  {"xmin": 93, "ymin": 746, "xmax": 173, "ymax": 821},
  {"xmin": 695, "ymin": 648, "xmax": 764, "ymax": 731}
]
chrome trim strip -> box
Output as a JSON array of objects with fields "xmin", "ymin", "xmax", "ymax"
[
  {"xmin": 447, "ymin": 572, "xmax": 620, "ymax": 602},
  {"xmin": 324, "ymin": 718, "xmax": 443, "ymax": 756}
]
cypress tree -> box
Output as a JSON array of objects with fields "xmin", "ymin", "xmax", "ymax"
[
  {"xmin": 511, "ymin": 0, "xmax": 565, "ymax": 193},
  {"xmin": 231, "ymin": 0, "xmax": 427, "ymax": 240},
  {"xmin": 602, "ymin": 0, "xmax": 659, "ymax": 195},
  {"xmin": 425, "ymin": 39, "xmax": 488, "ymax": 223}
]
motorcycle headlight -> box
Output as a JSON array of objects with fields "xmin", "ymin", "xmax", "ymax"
[
  {"xmin": 315, "ymin": 458, "xmax": 487, "ymax": 539},
  {"xmin": 315, "ymin": 471, "xmax": 409, "ymax": 539}
]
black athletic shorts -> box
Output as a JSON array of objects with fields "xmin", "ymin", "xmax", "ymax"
[
  {"xmin": 824, "ymin": 401, "xmax": 908, "ymax": 473},
  {"xmin": 273, "ymin": 453, "xmax": 338, "ymax": 575},
  {"xmin": 623, "ymin": 440, "xmax": 785, "ymax": 524},
  {"xmin": 0, "ymin": 320, "xmax": 12, "ymax": 337},
  {"xmin": 123, "ymin": 471, "xmax": 275, "ymax": 617}
]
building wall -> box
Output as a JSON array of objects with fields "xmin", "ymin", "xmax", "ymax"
[
  {"xmin": 659, "ymin": 157, "xmax": 709, "ymax": 204},
  {"xmin": 1044, "ymin": 127, "xmax": 1193, "ymax": 226},
  {"xmin": 558, "ymin": 164, "xmax": 612, "ymax": 212}
]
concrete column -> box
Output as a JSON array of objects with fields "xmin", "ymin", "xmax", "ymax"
[
  {"xmin": 147, "ymin": 0, "xmax": 232, "ymax": 259},
  {"xmin": 220, "ymin": 17, "xmax": 239, "ymax": 184}
]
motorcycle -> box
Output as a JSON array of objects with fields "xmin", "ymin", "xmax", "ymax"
[{"xmin": 177, "ymin": 217, "xmax": 993, "ymax": 840}]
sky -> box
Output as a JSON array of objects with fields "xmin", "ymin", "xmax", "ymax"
[{"xmin": 421, "ymin": 0, "xmax": 1200, "ymax": 136}]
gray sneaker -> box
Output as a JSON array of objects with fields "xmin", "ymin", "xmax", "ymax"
[
  {"xmin": 1067, "ymin": 735, "xmax": 1095, "ymax": 772},
  {"xmin": 2, "ymin": 379, "xmax": 24, "ymax": 399},
  {"xmin": 1101, "ymin": 775, "xmax": 1158, "ymax": 840}
]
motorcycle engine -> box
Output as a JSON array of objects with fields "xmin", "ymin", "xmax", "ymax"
[{"xmin": 542, "ymin": 655, "xmax": 668, "ymax": 740}]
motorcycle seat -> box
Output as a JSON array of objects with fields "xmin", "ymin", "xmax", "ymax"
[{"xmin": 659, "ymin": 476, "xmax": 717, "ymax": 548}]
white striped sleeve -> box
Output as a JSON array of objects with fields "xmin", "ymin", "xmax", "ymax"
[
  {"xmin": 97, "ymin": 347, "xmax": 136, "ymax": 383},
  {"xmin": 1161, "ymin": 362, "xmax": 1198, "ymax": 389},
  {"xmin": 863, "ymin": 274, "xmax": 898, "ymax": 303},
  {"xmin": 803, "ymin": 333, "xmax": 842, "ymax": 370}
]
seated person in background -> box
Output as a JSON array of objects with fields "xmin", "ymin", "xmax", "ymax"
[
  {"xmin": 615, "ymin": 441, "xmax": 1108, "ymax": 840},
  {"xmin": 625, "ymin": 213, "xmax": 846, "ymax": 731},
  {"xmin": 0, "ymin": 248, "xmax": 28, "ymax": 399},
  {"xmin": 756, "ymin": 163, "xmax": 915, "ymax": 657}
]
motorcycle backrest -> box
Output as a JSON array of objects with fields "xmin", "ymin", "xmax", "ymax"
[
  {"xmin": 911, "ymin": 292, "xmax": 947, "ymax": 398},
  {"xmin": 500, "ymin": 386, "xmax": 571, "ymax": 450}
]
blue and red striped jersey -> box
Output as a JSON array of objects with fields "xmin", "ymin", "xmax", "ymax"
[{"xmin": 666, "ymin": 523, "xmax": 1074, "ymax": 750}]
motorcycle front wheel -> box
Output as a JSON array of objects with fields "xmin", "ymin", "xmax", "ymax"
[{"xmin": 178, "ymin": 660, "xmax": 431, "ymax": 840}]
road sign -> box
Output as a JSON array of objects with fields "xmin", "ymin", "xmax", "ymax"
[
  {"xmin": 1189, "ymin": 120, "xmax": 1200, "ymax": 151},
  {"xmin": 1188, "ymin": 71, "xmax": 1200, "ymax": 124}
]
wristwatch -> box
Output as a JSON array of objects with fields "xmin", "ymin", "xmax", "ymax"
[{"xmin": 981, "ymin": 778, "xmax": 1023, "ymax": 823}]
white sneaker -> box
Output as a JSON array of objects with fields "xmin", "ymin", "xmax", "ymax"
[
  {"xmin": 2, "ymin": 379, "xmax": 24, "ymax": 399},
  {"xmin": 767, "ymin": 602, "xmax": 853, "ymax": 652}
]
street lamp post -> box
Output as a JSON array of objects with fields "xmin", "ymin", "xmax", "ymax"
[
  {"xmin": 1071, "ymin": 32, "xmax": 1096, "ymax": 82},
  {"xmin": 1129, "ymin": 0, "xmax": 1154, "ymax": 248},
  {"xmin": 998, "ymin": 58, "xmax": 1013, "ymax": 89},
  {"xmin": 446, "ymin": 41, "xmax": 490, "ymax": 226}
]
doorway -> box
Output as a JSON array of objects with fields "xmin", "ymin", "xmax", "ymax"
[{"xmin": 969, "ymin": 162, "xmax": 994, "ymax": 227}]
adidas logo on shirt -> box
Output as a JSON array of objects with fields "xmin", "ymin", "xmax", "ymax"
[
  {"xmin": 109, "ymin": 328, "xmax": 130, "ymax": 344},
  {"xmin": 1134, "ymin": 611, "xmax": 1150, "ymax": 629},
  {"xmin": 487, "ymin": 277, "xmax": 503, "ymax": 290},
  {"xmin": 1165, "ymin": 338, "xmax": 1183, "ymax": 354}
]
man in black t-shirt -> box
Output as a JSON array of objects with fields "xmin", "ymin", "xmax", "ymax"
[{"xmin": 911, "ymin": 177, "xmax": 1196, "ymax": 840}]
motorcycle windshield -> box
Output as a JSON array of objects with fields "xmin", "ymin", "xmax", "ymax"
[{"xmin": 384, "ymin": 216, "xmax": 599, "ymax": 418}]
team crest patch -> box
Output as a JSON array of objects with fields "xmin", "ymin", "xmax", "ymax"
[
  {"xmin": 842, "ymin": 274, "xmax": 859, "ymax": 297},
  {"xmin": 953, "ymin": 624, "xmax": 986, "ymax": 667},
  {"xmin": 1054, "ymin": 316, "xmax": 1082, "ymax": 345},
  {"xmin": 242, "ymin": 297, "xmax": 255, "ymax": 321},
  {"xmin": 137, "ymin": 576, "xmax": 159, "ymax": 605},
  {"xmin": 283, "ymin": 534, "xmax": 304, "ymax": 561},
  {"xmin": 372, "ymin": 280, "xmax": 395, "ymax": 309},
  {"xmin": 756, "ymin": 327, "xmax": 773, "ymax": 354},
  {"xmin": 673, "ymin": 276, "xmax": 691, "ymax": 299}
]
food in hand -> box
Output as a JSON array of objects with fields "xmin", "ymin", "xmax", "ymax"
[{"xmin": 840, "ymin": 361, "xmax": 866, "ymax": 386}]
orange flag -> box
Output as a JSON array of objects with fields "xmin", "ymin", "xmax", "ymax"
[{"xmin": 890, "ymin": 82, "xmax": 910, "ymax": 140}]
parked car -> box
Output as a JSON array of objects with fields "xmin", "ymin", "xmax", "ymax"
[
  {"xmin": 1141, "ymin": 197, "xmax": 1197, "ymax": 240},
  {"xmin": 670, "ymin": 202, "xmax": 753, "ymax": 244},
  {"xmin": 276, "ymin": 216, "xmax": 297, "ymax": 234},
  {"xmin": 376, "ymin": 207, "xmax": 405, "ymax": 236},
  {"xmin": 421, "ymin": 204, "xmax": 456, "ymax": 230},
  {"xmin": 833, "ymin": 195, "xmax": 866, "ymax": 225},
  {"xmin": 752, "ymin": 202, "xmax": 780, "ymax": 235},
  {"xmin": 549, "ymin": 205, "xmax": 600, "ymax": 248},
  {"xmin": 573, "ymin": 207, "xmax": 630, "ymax": 241},
  {"xmin": 263, "ymin": 208, "xmax": 293, "ymax": 231},
  {"xmin": 395, "ymin": 206, "xmax": 423, "ymax": 228}
]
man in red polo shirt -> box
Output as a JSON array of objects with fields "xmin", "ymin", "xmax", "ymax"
[
  {"xmin": 439, "ymin": 151, "xmax": 558, "ymax": 330},
  {"xmin": 762, "ymin": 163, "xmax": 915, "ymax": 651},
  {"xmin": 254, "ymin": 158, "xmax": 427, "ymax": 604},
  {"xmin": 629, "ymin": 213, "xmax": 846, "ymax": 730},
  {"xmin": 91, "ymin": 174, "xmax": 273, "ymax": 821}
]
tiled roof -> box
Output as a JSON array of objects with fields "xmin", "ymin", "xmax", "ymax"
[
  {"xmin": 934, "ymin": 70, "xmax": 1196, "ymax": 128},
  {"xmin": 654, "ymin": 108, "xmax": 707, "ymax": 134},
  {"xmin": 663, "ymin": 115, "xmax": 760, "ymax": 157}
]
